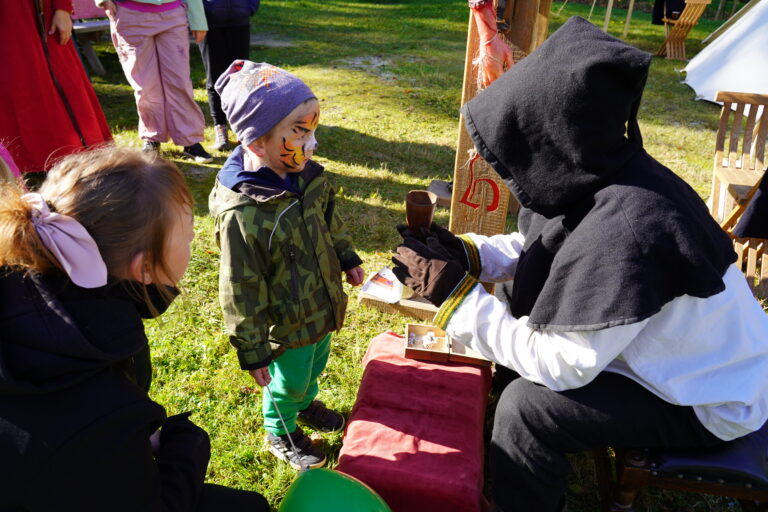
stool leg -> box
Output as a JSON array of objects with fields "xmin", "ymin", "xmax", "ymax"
[{"xmin": 612, "ymin": 487, "xmax": 638, "ymax": 511}]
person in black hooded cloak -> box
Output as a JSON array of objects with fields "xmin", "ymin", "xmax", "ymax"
[{"xmin": 392, "ymin": 16, "xmax": 768, "ymax": 512}]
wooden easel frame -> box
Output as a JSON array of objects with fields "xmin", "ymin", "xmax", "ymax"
[{"xmin": 448, "ymin": 0, "xmax": 551, "ymax": 237}]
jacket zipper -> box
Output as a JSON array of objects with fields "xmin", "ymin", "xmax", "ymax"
[
  {"xmin": 288, "ymin": 245, "xmax": 300, "ymax": 301},
  {"xmin": 297, "ymin": 197, "xmax": 340, "ymax": 328}
]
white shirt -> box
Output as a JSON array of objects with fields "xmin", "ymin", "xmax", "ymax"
[{"xmin": 445, "ymin": 232, "xmax": 768, "ymax": 441}]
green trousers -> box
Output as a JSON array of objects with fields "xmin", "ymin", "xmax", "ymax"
[{"xmin": 262, "ymin": 333, "xmax": 332, "ymax": 435}]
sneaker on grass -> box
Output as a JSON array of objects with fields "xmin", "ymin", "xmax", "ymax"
[
  {"xmin": 213, "ymin": 124, "xmax": 231, "ymax": 151},
  {"xmin": 266, "ymin": 427, "xmax": 326, "ymax": 470},
  {"xmin": 182, "ymin": 143, "xmax": 213, "ymax": 164},
  {"xmin": 297, "ymin": 400, "xmax": 345, "ymax": 433},
  {"xmin": 141, "ymin": 140, "xmax": 160, "ymax": 154}
]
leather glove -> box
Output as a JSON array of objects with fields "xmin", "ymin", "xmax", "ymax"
[
  {"xmin": 396, "ymin": 223, "xmax": 469, "ymax": 272},
  {"xmin": 392, "ymin": 237, "xmax": 466, "ymax": 307}
]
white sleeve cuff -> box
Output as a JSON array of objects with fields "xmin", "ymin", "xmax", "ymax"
[{"xmin": 440, "ymin": 282, "xmax": 649, "ymax": 391}]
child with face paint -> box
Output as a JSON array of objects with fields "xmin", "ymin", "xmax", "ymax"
[{"xmin": 209, "ymin": 61, "xmax": 364, "ymax": 470}]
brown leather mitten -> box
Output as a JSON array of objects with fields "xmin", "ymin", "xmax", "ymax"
[
  {"xmin": 391, "ymin": 237, "xmax": 466, "ymax": 307},
  {"xmin": 427, "ymin": 223, "xmax": 469, "ymax": 272},
  {"xmin": 395, "ymin": 223, "xmax": 469, "ymax": 272}
]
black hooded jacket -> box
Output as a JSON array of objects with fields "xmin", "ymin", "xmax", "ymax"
[
  {"xmin": 462, "ymin": 17, "xmax": 735, "ymax": 330},
  {"xmin": 0, "ymin": 271, "xmax": 210, "ymax": 511}
]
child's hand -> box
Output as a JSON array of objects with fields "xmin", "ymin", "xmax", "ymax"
[
  {"xmin": 345, "ymin": 266, "xmax": 365, "ymax": 286},
  {"xmin": 50, "ymin": 9, "xmax": 72, "ymax": 45},
  {"xmin": 249, "ymin": 367, "xmax": 271, "ymax": 387},
  {"xmin": 191, "ymin": 30, "xmax": 207, "ymax": 44},
  {"xmin": 101, "ymin": 1, "xmax": 117, "ymax": 21}
]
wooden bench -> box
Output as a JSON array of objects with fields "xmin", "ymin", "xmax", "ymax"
[
  {"xmin": 72, "ymin": 0, "xmax": 109, "ymax": 76},
  {"xmin": 73, "ymin": 19, "xmax": 110, "ymax": 76}
]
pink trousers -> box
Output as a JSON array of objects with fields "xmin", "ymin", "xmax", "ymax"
[{"xmin": 110, "ymin": 5, "xmax": 204, "ymax": 146}]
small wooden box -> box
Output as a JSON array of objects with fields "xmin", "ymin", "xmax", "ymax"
[
  {"xmin": 404, "ymin": 323, "xmax": 492, "ymax": 367},
  {"xmin": 404, "ymin": 323, "xmax": 449, "ymax": 362}
]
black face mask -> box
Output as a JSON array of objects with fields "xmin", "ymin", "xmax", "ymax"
[{"xmin": 115, "ymin": 281, "xmax": 180, "ymax": 319}]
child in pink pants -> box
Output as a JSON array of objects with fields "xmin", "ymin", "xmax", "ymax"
[{"xmin": 98, "ymin": 0, "xmax": 213, "ymax": 163}]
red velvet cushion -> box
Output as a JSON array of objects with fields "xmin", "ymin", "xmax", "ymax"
[{"xmin": 336, "ymin": 332, "xmax": 492, "ymax": 512}]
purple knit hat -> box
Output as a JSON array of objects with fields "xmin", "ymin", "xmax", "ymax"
[{"xmin": 215, "ymin": 61, "xmax": 316, "ymax": 146}]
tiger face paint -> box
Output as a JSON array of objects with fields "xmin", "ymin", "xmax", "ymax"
[
  {"xmin": 280, "ymin": 107, "xmax": 319, "ymax": 170},
  {"xmin": 246, "ymin": 98, "xmax": 321, "ymax": 179}
]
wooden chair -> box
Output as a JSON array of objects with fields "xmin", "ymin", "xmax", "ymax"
[
  {"xmin": 655, "ymin": 0, "xmax": 711, "ymax": 60},
  {"xmin": 709, "ymin": 91, "xmax": 768, "ymax": 224},
  {"xmin": 718, "ymin": 176, "xmax": 768, "ymax": 297},
  {"xmin": 593, "ymin": 422, "xmax": 768, "ymax": 511}
]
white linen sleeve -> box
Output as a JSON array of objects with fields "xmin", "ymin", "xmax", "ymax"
[
  {"xmin": 460, "ymin": 232, "xmax": 525, "ymax": 283},
  {"xmin": 436, "ymin": 278, "xmax": 649, "ymax": 391}
]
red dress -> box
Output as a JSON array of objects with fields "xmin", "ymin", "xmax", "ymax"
[{"xmin": 0, "ymin": 0, "xmax": 112, "ymax": 173}]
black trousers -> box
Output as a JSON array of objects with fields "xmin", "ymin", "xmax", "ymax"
[
  {"xmin": 490, "ymin": 372, "xmax": 723, "ymax": 511},
  {"xmin": 197, "ymin": 483, "xmax": 270, "ymax": 511},
  {"xmin": 197, "ymin": 25, "xmax": 251, "ymax": 126}
]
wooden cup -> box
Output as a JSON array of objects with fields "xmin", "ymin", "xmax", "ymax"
[{"xmin": 405, "ymin": 190, "xmax": 437, "ymax": 236}]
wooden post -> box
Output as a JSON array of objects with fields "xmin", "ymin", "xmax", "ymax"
[
  {"xmin": 622, "ymin": 0, "xmax": 636, "ymax": 37},
  {"xmin": 449, "ymin": 0, "xmax": 551, "ymax": 237},
  {"xmin": 603, "ymin": 0, "xmax": 615, "ymax": 31}
]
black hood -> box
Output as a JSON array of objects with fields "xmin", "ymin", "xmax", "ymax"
[
  {"xmin": 0, "ymin": 271, "xmax": 176, "ymax": 395},
  {"xmin": 462, "ymin": 16, "xmax": 651, "ymax": 218},
  {"xmin": 461, "ymin": 17, "xmax": 736, "ymax": 331}
]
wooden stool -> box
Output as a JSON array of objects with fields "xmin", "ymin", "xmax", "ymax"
[{"xmin": 594, "ymin": 423, "xmax": 768, "ymax": 511}]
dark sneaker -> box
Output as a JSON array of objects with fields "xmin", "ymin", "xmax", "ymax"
[
  {"xmin": 266, "ymin": 427, "xmax": 326, "ymax": 470},
  {"xmin": 142, "ymin": 140, "xmax": 160, "ymax": 154},
  {"xmin": 182, "ymin": 143, "xmax": 213, "ymax": 164},
  {"xmin": 213, "ymin": 124, "xmax": 231, "ymax": 151},
  {"xmin": 297, "ymin": 400, "xmax": 345, "ymax": 433}
]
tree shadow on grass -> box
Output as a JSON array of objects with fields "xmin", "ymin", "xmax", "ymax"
[{"xmin": 320, "ymin": 125, "xmax": 455, "ymax": 181}]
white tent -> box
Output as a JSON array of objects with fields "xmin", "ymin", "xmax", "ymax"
[{"xmin": 682, "ymin": 0, "xmax": 768, "ymax": 103}]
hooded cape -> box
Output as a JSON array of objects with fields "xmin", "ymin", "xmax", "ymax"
[{"xmin": 461, "ymin": 16, "xmax": 736, "ymax": 331}]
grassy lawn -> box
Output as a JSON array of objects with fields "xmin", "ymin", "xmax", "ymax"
[{"xmin": 87, "ymin": 1, "xmax": 740, "ymax": 510}]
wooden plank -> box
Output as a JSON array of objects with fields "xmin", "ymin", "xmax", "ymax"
[
  {"xmin": 727, "ymin": 102, "xmax": 745, "ymax": 168},
  {"xmin": 449, "ymin": 0, "xmax": 552, "ymax": 238},
  {"xmin": 759, "ymin": 252, "xmax": 768, "ymax": 298},
  {"xmin": 715, "ymin": 91, "xmax": 768, "ymax": 105},
  {"xmin": 734, "ymin": 240, "xmax": 745, "ymax": 268},
  {"xmin": 359, "ymin": 292, "xmax": 438, "ymax": 322},
  {"xmin": 714, "ymin": 167, "xmax": 763, "ymax": 188},
  {"xmin": 506, "ymin": 0, "xmax": 553, "ymax": 54},
  {"xmin": 709, "ymin": 174, "xmax": 723, "ymax": 220},
  {"xmin": 741, "ymin": 101, "xmax": 758, "ymax": 170},
  {"xmin": 747, "ymin": 242, "xmax": 758, "ymax": 291},
  {"xmin": 753, "ymin": 106, "xmax": 768, "ymax": 170},
  {"xmin": 449, "ymin": 12, "xmax": 513, "ymax": 238}
]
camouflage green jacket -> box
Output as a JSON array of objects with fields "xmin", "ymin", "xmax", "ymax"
[{"xmin": 209, "ymin": 158, "xmax": 362, "ymax": 370}]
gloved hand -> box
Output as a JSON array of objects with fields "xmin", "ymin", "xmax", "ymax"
[
  {"xmin": 396, "ymin": 223, "xmax": 469, "ymax": 272},
  {"xmin": 392, "ymin": 237, "xmax": 466, "ymax": 307}
]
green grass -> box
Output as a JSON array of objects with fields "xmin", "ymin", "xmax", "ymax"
[{"xmin": 87, "ymin": 1, "xmax": 742, "ymax": 509}]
